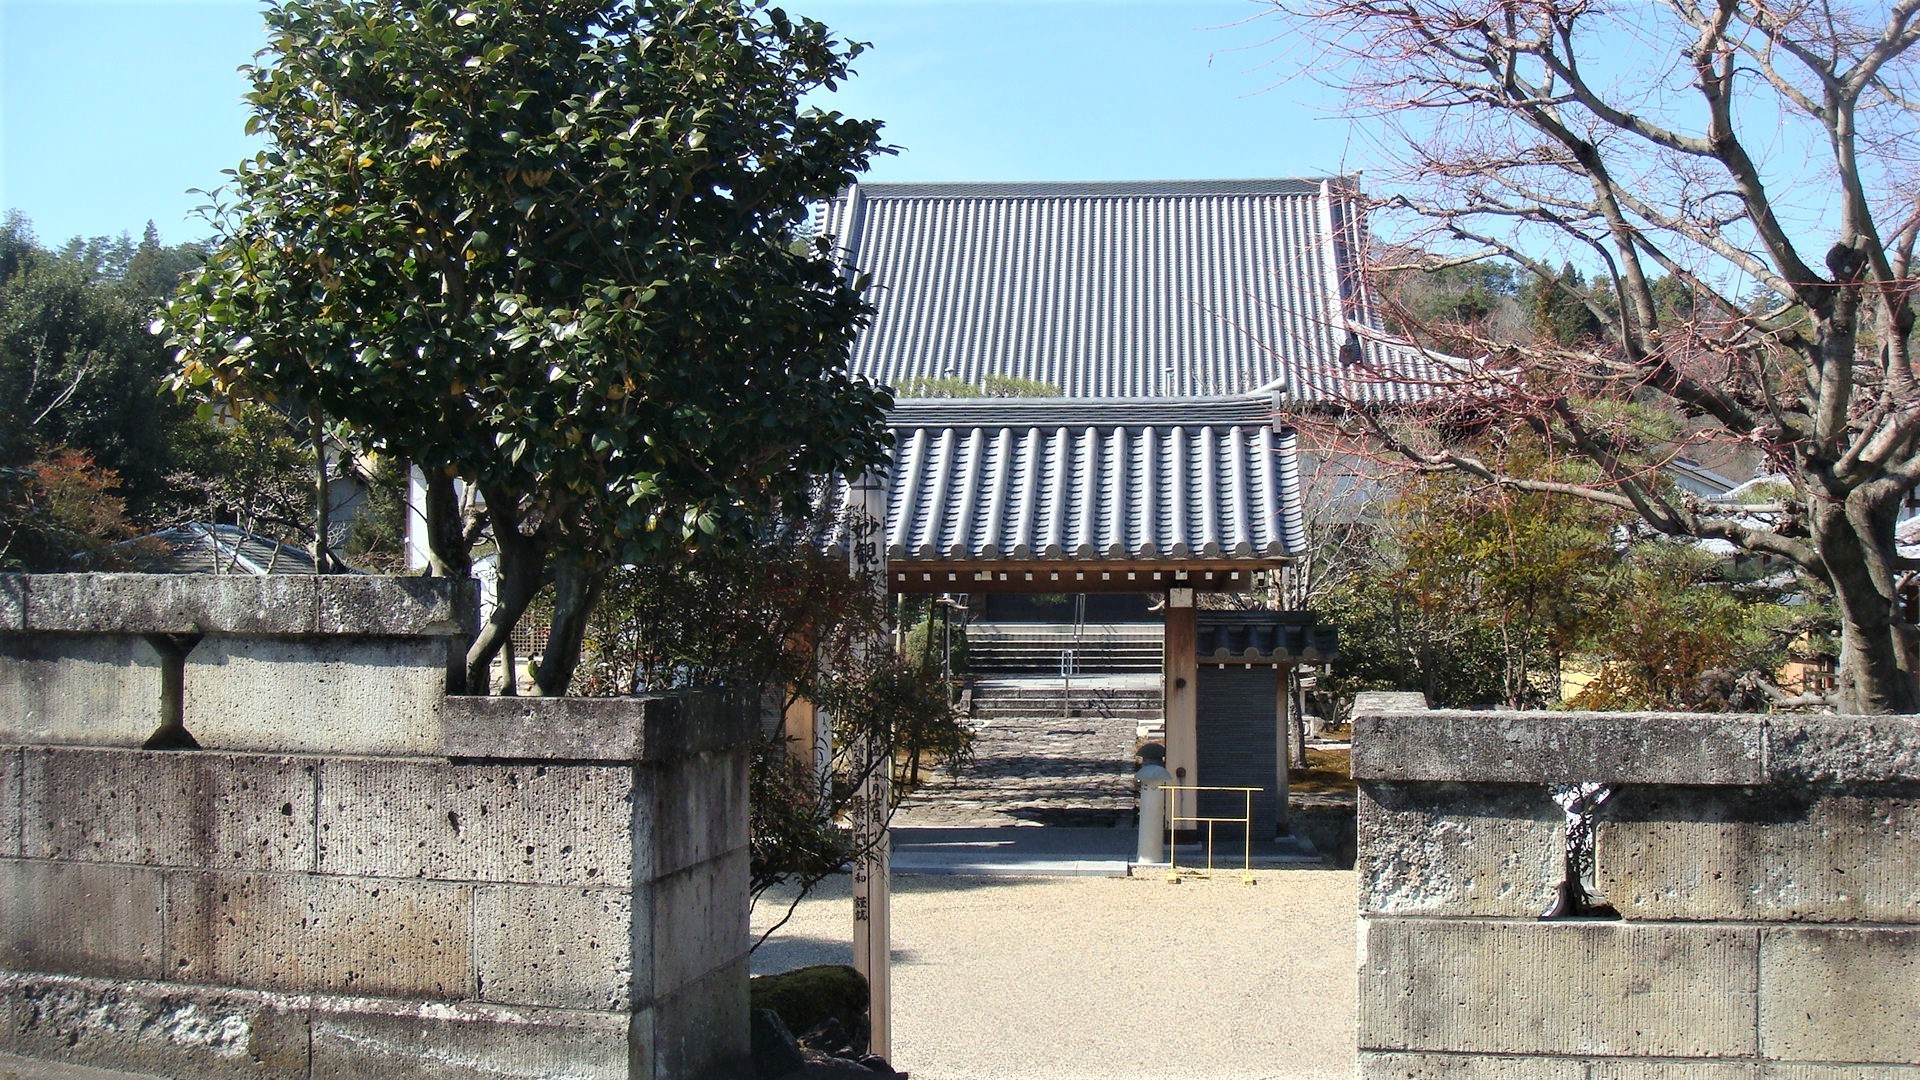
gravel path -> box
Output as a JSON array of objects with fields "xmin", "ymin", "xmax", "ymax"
[{"xmin": 752, "ymin": 869, "xmax": 1358, "ymax": 1080}]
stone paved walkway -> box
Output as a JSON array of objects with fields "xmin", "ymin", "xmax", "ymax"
[{"xmin": 895, "ymin": 709, "xmax": 1138, "ymax": 828}]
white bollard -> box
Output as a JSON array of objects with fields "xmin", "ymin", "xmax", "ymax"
[{"xmin": 1136, "ymin": 759, "xmax": 1173, "ymax": 864}]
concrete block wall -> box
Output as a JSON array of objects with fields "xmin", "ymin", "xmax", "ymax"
[
  {"xmin": 1354, "ymin": 710, "xmax": 1920, "ymax": 1079},
  {"xmin": 0, "ymin": 574, "xmax": 753, "ymax": 1079}
]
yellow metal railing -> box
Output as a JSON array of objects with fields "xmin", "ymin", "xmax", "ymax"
[{"xmin": 1159, "ymin": 784, "xmax": 1260, "ymax": 885}]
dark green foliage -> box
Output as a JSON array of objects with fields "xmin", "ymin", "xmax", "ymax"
[
  {"xmin": 1381, "ymin": 260, "xmax": 1520, "ymax": 335},
  {"xmin": 812, "ymin": 649, "xmax": 973, "ymax": 800},
  {"xmin": 749, "ymin": 736, "xmax": 852, "ymax": 900},
  {"xmin": 902, "ymin": 602, "xmax": 968, "ymax": 682},
  {"xmin": 0, "ymin": 214, "xmax": 212, "ymax": 539},
  {"xmin": 341, "ymin": 454, "xmax": 409, "ymax": 572},
  {"xmin": 0, "ymin": 215, "xmax": 203, "ymax": 509},
  {"xmin": 578, "ymin": 516, "xmax": 888, "ymax": 698},
  {"xmin": 1528, "ymin": 262, "xmax": 1605, "ymax": 346},
  {"xmin": 1570, "ymin": 541, "xmax": 1814, "ymax": 711},
  {"xmin": 577, "ymin": 515, "xmax": 971, "ymax": 905},
  {"xmin": 1314, "ymin": 467, "xmax": 1618, "ymax": 709},
  {"xmin": 165, "ymin": 0, "xmax": 891, "ymax": 555},
  {"xmin": 1312, "ymin": 458, "xmax": 1826, "ymax": 713},
  {"xmin": 163, "ymin": 0, "xmax": 895, "ymax": 692},
  {"xmin": 163, "ymin": 401, "xmax": 319, "ymax": 553}
]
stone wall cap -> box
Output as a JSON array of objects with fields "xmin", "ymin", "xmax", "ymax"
[
  {"xmin": 1352, "ymin": 711, "xmax": 1770, "ymax": 785},
  {"xmin": 439, "ymin": 692, "xmax": 756, "ymax": 762},
  {"xmin": 0, "ymin": 573, "xmax": 476, "ymax": 637},
  {"xmin": 1353, "ymin": 710, "xmax": 1920, "ymax": 785},
  {"xmin": 1767, "ymin": 714, "xmax": 1920, "ymax": 783},
  {"xmin": 1351, "ymin": 691, "xmax": 1430, "ymax": 717}
]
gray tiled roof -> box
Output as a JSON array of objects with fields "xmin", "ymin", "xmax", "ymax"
[
  {"xmin": 1197, "ymin": 612, "xmax": 1339, "ymax": 662},
  {"xmin": 886, "ymin": 395, "xmax": 1279, "ymax": 430},
  {"xmin": 834, "ymin": 404, "xmax": 1305, "ymax": 563},
  {"xmin": 134, "ymin": 523, "xmax": 324, "ymax": 575},
  {"xmin": 817, "ymin": 179, "xmax": 1451, "ymax": 405}
]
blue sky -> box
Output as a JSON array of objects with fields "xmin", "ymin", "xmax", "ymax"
[{"xmin": 0, "ymin": 0, "xmax": 1357, "ymax": 248}]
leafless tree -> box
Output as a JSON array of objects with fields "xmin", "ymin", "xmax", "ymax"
[{"xmin": 1265, "ymin": 0, "xmax": 1920, "ymax": 713}]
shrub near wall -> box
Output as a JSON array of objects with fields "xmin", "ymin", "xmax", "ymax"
[{"xmin": 1353, "ymin": 709, "xmax": 1920, "ymax": 1078}]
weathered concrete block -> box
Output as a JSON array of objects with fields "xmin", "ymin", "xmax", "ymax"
[
  {"xmin": 0, "ymin": 576, "xmax": 24, "ymax": 631},
  {"xmin": 13, "ymin": 573, "xmax": 473, "ymax": 639},
  {"xmin": 650, "ymin": 849, "xmax": 749, "ymax": 1000},
  {"xmin": 22, "ymin": 749, "xmax": 317, "ymax": 872},
  {"xmin": 317, "ymin": 759, "xmax": 643, "ymax": 886},
  {"xmin": 302, "ymin": 876, "xmax": 472, "ymax": 1000},
  {"xmin": 1600, "ymin": 787, "xmax": 1920, "ymax": 923},
  {"xmin": 0, "ymin": 860, "xmax": 163, "ymax": 980},
  {"xmin": 164, "ymin": 871, "xmax": 327, "ymax": 991},
  {"xmin": 22, "ymin": 573, "xmax": 319, "ymax": 635},
  {"xmin": 0, "ymin": 634, "xmax": 160, "ymax": 747},
  {"xmin": 0, "ymin": 972, "xmax": 310, "ymax": 1079},
  {"xmin": 167, "ymin": 871, "xmax": 473, "ymax": 999},
  {"xmin": 1768, "ymin": 716, "xmax": 1920, "ymax": 783},
  {"xmin": 1350, "ymin": 691, "xmax": 1430, "ymax": 717},
  {"xmin": 1360, "ymin": 1055, "xmax": 1761, "ymax": 1079},
  {"xmin": 475, "ymin": 885, "xmax": 634, "ymax": 1011},
  {"xmin": 1358, "ymin": 1051, "xmax": 1586, "ymax": 1079},
  {"xmin": 441, "ymin": 691, "xmax": 754, "ymax": 763},
  {"xmin": 1358, "ymin": 783, "xmax": 1561, "ymax": 917},
  {"xmin": 653, "ymin": 748, "xmax": 750, "ymax": 880},
  {"xmin": 1760, "ymin": 926, "xmax": 1920, "ymax": 1064},
  {"xmin": 308, "ymin": 994, "xmax": 632, "ymax": 1080},
  {"xmin": 0, "ymin": 748, "xmax": 19, "ymax": 858},
  {"xmin": 1590, "ymin": 1063, "xmax": 1759, "ymax": 1079},
  {"xmin": 1352, "ymin": 712, "xmax": 1767, "ymax": 785},
  {"xmin": 1359, "ymin": 919, "xmax": 1758, "ymax": 1057},
  {"xmin": 314, "ymin": 575, "xmax": 476, "ymax": 637},
  {"xmin": 185, "ymin": 637, "xmax": 447, "ymax": 755},
  {"xmin": 1758, "ymin": 1060, "xmax": 1920, "ymax": 1068},
  {"xmin": 649, "ymin": 953, "xmax": 749, "ymax": 1080},
  {"xmin": 296, "ymin": 875, "xmax": 475, "ymax": 1000}
]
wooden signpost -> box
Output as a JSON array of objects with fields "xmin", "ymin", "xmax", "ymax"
[{"xmin": 845, "ymin": 471, "xmax": 892, "ymax": 1058}]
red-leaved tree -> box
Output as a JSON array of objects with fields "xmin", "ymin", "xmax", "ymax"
[{"xmin": 1269, "ymin": 0, "xmax": 1920, "ymax": 713}]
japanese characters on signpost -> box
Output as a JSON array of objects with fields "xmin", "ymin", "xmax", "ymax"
[{"xmin": 847, "ymin": 471, "xmax": 892, "ymax": 1057}]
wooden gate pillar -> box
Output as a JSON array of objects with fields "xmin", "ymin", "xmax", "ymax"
[
  {"xmin": 1163, "ymin": 588, "xmax": 1198, "ymax": 805},
  {"xmin": 1275, "ymin": 661, "xmax": 1294, "ymax": 835}
]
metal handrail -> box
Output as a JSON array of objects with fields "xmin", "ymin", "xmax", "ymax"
[{"xmin": 1159, "ymin": 784, "xmax": 1260, "ymax": 884}]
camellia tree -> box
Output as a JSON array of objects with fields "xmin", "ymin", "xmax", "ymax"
[
  {"xmin": 163, "ymin": 0, "xmax": 892, "ymax": 694},
  {"xmin": 1272, "ymin": 0, "xmax": 1920, "ymax": 713}
]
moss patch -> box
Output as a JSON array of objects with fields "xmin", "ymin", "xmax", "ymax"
[{"xmin": 749, "ymin": 964, "xmax": 868, "ymax": 1036}]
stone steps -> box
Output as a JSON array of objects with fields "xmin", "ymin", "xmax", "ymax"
[
  {"xmin": 969, "ymin": 686, "xmax": 1163, "ymax": 720},
  {"xmin": 968, "ymin": 624, "xmax": 1164, "ymax": 675}
]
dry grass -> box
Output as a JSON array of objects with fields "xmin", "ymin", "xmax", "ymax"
[{"xmin": 1292, "ymin": 745, "xmax": 1354, "ymax": 795}]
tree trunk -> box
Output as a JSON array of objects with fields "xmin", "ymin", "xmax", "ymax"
[
  {"xmin": 422, "ymin": 471, "xmax": 473, "ymax": 579},
  {"xmin": 464, "ymin": 491, "xmax": 545, "ymax": 694},
  {"xmin": 1833, "ymin": 612, "xmax": 1919, "ymax": 715},
  {"xmin": 533, "ymin": 551, "xmax": 604, "ymax": 696},
  {"xmin": 311, "ymin": 407, "xmax": 333, "ymax": 573},
  {"xmin": 1816, "ymin": 506, "xmax": 1920, "ymax": 715},
  {"xmin": 1292, "ymin": 668, "xmax": 1308, "ymax": 765}
]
